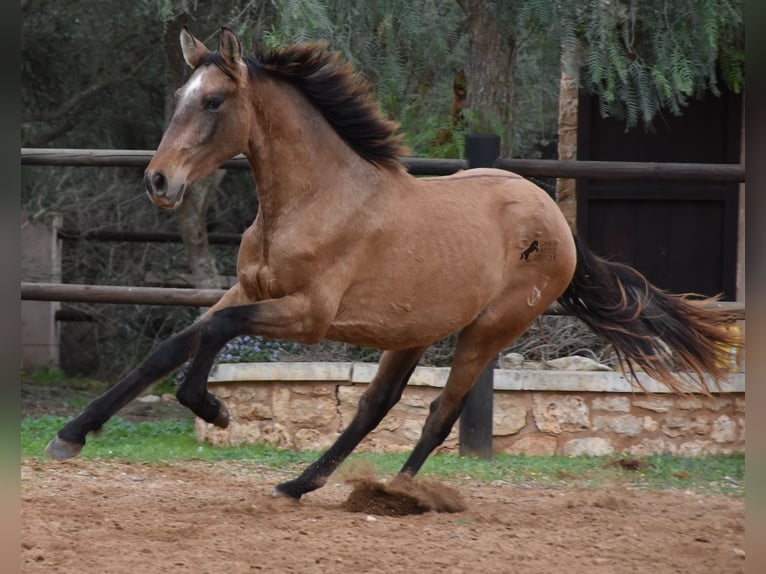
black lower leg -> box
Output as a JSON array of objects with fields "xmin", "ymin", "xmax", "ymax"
[
  {"xmin": 275, "ymin": 348, "xmax": 424, "ymax": 499},
  {"xmin": 399, "ymin": 399, "xmax": 463, "ymax": 477},
  {"xmin": 175, "ymin": 334, "xmax": 228, "ymax": 425},
  {"xmin": 50, "ymin": 324, "xmax": 201, "ymax": 453},
  {"xmin": 274, "ymin": 401, "xmax": 402, "ymax": 499},
  {"xmin": 175, "ymin": 306, "xmax": 255, "ymax": 425}
]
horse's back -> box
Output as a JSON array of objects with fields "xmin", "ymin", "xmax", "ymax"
[
  {"xmin": 416, "ymin": 167, "xmax": 575, "ymax": 273},
  {"xmin": 327, "ymin": 168, "xmax": 576, "ymax": 348}
]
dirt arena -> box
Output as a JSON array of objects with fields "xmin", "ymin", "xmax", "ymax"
[{"xmin": 21, "ymin": 457, "xmax": 744, "ymax": 574}]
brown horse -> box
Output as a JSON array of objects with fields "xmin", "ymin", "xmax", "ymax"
[{"xmin": 46, "ymin": 28, "xmax": 741, "ymax": 499}]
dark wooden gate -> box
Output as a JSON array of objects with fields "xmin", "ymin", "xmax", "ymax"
[{"xmin": 576, "ymin": 88, "xmax": 742, "ymax": 299}]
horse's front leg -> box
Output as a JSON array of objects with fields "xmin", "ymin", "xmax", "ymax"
[
  {"xmin": 45, "ymin": 322, "xmax": 203, "ymax": 459},
  {"xmin": 44, "ymin": 285, "xmax": 249, "ymax": 460},
  {"xmin": 173, "ymin": 293, "xmax": 321, "ymax": 427},
  {"xmin": 274, "ymin": 346, "xmax": 427, "ymax": 500}
]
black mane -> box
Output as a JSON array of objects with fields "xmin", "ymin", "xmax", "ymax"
[{"xmin": 198, "ymin": 45, "xmax": 406, "ymax": 167}]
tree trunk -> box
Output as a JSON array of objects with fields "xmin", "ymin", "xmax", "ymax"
[
  {"xmin": 175, "ymin": 170, "xmax": 227, "ymax": 290},
  {"xmin": 459, "ymin": 0, "xmax": 516, "ymax": 157},
  {"xmin": 556, "ymin": 53, "xmax": 580, "ymax": 230}
]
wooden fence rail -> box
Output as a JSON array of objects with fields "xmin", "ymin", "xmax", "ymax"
[
  {"xmin": 58, "ymin": 228, "xmax": 242, "ymax": 245},
  {"xmin": 21, "ymin": 148, "xmax": 746, "ymax": 182},
  {"xmin": 19, "ymin": 282, "xmax": 746, "ymax": 318},
  {"xmin": 21, "ymin": 282, "xmax": 226, "ymax": 307}
]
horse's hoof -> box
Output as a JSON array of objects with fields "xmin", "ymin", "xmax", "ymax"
[
  {"xmin": 211, "ymin": 402, "xmax": 230, "ymax": 428},
  {"xmin": 44, "ymin": 435, "xmax": 84, "ymax": 460},
  {"xmin": 272, "ymin": 482, "xmax": 303, "ymax": 500}
]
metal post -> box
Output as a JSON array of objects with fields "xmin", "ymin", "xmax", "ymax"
[{"xmin": 458, "ymin": 134, "xmax": 501, "ymax": 459}]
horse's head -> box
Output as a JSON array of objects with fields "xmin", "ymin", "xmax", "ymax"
[{"xmin": 144, "ymin": 28, "xmax": 252, "ymax": 209}]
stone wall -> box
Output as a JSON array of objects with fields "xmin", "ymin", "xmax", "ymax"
[{"xmin": 197, "ymin": 362, "xmax": 745, "ymax": 457}]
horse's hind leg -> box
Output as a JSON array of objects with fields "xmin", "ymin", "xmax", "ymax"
[
  {"xmin": 399, "ymin": 315, "xmax": 533, "ymax": 477},
  {"xmin": 274, "ymin": 345, "xmax": 428, "ymax": 500}
]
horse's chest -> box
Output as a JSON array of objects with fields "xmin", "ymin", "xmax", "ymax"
[{"xmin": 238, "ymin": 263, "xmax": 288, "ymax": 301}]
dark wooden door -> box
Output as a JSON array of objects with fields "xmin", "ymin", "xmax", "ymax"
[{"xmin": 576, "ymin": 88, "xmax": 742, "ymax": 299}]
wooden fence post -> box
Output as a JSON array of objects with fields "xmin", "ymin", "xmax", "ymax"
[
  {"xmin": 21, "ymin": 212, "xmax": 63, "ymax": 369},
  {"xmin": 458, "ymin": 134, "xmax": 500, "ymax": 459}
]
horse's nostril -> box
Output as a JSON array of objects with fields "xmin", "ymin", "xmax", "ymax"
[
  {"xmin": 145, "ymin": 171, "xmax": 168, "ymax": 195},
  {"xmin": 152, "ymin": 172, "xmax": 167, "ymax": 193}
]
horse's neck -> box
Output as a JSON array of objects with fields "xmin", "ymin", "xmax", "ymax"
[{"xmin": 244, "ymin": 81, "xmax": 379, "ymax": 224}]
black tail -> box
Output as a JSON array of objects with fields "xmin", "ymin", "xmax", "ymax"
[{"xmin": 557, "ymin": 234, "xmax": 742, "ymax": 394}]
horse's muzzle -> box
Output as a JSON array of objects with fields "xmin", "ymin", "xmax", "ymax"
[{"xmin": 144, "ymin": 170, "xmax": 186, "ymax": 209}]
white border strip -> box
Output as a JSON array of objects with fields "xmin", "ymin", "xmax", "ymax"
[{"xmin": 208, "ymin": 362, "xmax": 745, "ymax": 394}]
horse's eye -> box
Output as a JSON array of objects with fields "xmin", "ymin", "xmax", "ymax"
[{"xmin": 204, "ymin": 97, "xmax": 223, "ymax": 111}]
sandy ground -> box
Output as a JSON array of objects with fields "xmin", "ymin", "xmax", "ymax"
[{"xmin": 21, "ymin": 458, "xmax": 745, "ymax": 574}]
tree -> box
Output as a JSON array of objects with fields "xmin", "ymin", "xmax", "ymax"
[
  {"xmin": 519, "ymin": 0, "xmax": 745, "ymax": 129},
  {"xmin": 451, "ymin": 0, "xmax": 744, "ymax": 157},
  {"xmin": 21, "ymin": 1, "xmax": 164, "ymax": 148},
  {"xmin": 456, "ymin": 1, "xmax": 516, "ymax": 156}
]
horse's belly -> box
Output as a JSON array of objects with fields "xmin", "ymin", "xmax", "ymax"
[
  {"xmin": 326, "ymin": 271, "xmax": 496, "ymax": 349},
  {"xmin": 324, "ymin": 309, "xmax": 466, "ymax": 350}
]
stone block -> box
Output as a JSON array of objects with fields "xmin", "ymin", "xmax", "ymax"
[
  {"xmin": 532, "ymin": 394, "xmax": 590, "ymax": 433},
  {"xmin": 633, "ymin": 397, "xmax": 674, "ymax": 413},
  {"xmin": 627, "ymin": 438, "xmax": 676, "ymax": 456},
  {"xmin": 227, "ymin": 385, "xmax": 273, "ymax": 421},
  {"xmin": 271, "ymin": 386, "xmax": 292, "ymax": 421},
  {"xmin": 592, "ymin": 415, "xmax": 643, "ymax": 437},
  {"xmin": 288, "ymin": 394, "xmax": 338, "ymax": 427},
  {"xmin": 259, "ymin": 422, "xmax": 291, "ymax": 449},
  {"xmin": 678, "ymin": 397, "xmax": 729, "ymax": 412},
  {"xmin": 661, "ymin": 416, "xmax": 710, "ymax": 438},
  {"xmin": 294, "ymin": 428, "xmax": 338, "ymax": 451},
  {"xmin": 677, "ymin": 397, "xmax": 704, "ymax": 411},
  {"xmin": 338, "ymin": 384, "xmax": 364, "ymax": 405},
  {"xmin": 591, "ymin": 396, "xmax": 631, "ymax": 413},
  {"xmin": 711, "ymin": 415, "xmax": 737, "ymax": 443},
  {"xmin": 374, "ymin": 413, "xmax": 403, "ymax": 433},
  {"xmin": 506, "ymin": 435, "xmax": 557, "ymax": 456},
  {"xmin": 401, "ymin": 418, "xmax": 426, "ymax": 443},
  {"xmin": 642, "ymin": 416, "xmax": 659, "ymax": 433},
  {"xmin": 492, "ymin": 395, "xmax": 527, "ymax": 436},
  {"xmin": 677, "ymin": 440, "xmax": 713, "ymax": 457},
  {"xmin": 209, "ymin": 383, "xmax": 234, "ymax": 399},
  {"xmin": 399, "ymin": 389, "xmax": 434, "ymax": 410},
  {"xmin": 196, "ymin": 418, "xmax": 232, "ymax": 447},
  {"xmin": 562, "ymin": 437, "xmax": 614, "ymax": 456},
  {"xmin": 227, "ymin": 421, "xmax": 262, "ymax": 446}
]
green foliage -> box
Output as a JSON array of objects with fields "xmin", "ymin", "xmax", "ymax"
[
  {"xmin": 257, "ymin": 0, "xmax": 468, "ymax": 157},
  {"xmin": 521, "ymin": 0, "xmax": 744, "ymax": 129}
]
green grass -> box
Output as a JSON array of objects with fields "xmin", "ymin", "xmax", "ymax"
[
  {"xmin": 22, "ymin": 415, "xmax": 744, "ymax": 497},
  {"xmin": 22, "ymin": 366, "xmax": 105, "ymax": 390},
  {"xmin": 22, "ymin": 365, "xmax": 178, "ymax": 396}
]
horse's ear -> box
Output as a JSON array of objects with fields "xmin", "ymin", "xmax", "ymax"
[
  {"xmin": 180, "ymin": 27, "xmax": 209, "ymax": 69},
  {"xmin": 219, "ymin": 27, "xmax": 243, "ymax": 65}
]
